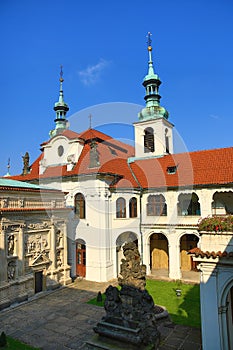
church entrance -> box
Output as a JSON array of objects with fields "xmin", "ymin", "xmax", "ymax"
[
  {"xmin": 35, "ymin": 270, "xmax": 43, "ymax": 293},
  {"xmin": 76, "ymin": 240, "xmax": 86, "ymax": 277},
  {"xmin": 150, "ymin": 233, "xmax": 169, "ymax": 277}
]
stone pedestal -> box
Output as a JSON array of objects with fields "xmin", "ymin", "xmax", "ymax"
[{"xmin": 86, "ymin": 335, "xmax": 157, "ymax": 349}]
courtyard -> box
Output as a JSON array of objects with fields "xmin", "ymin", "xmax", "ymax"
[{"xmin": 0, "ymin": 279, "xmax": 201, "ymax": 350}]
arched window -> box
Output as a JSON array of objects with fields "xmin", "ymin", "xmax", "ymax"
[
  {"xmin": 165, "ymin": 128, "xmax": 169, "ymax": 154},
  {"xmin": 144, "ymin": 127, "xmax": 154, "ymax": 153},
  {"xmin": 116, "ymin": 197, "xmax": 126, "ymax": 218},
  {"xmin": 147, "ymin": 195, "xmax": 167, "ymax": 216},
  {"xmin": 129, "ymin": 197, "xmax": 137, "ymax": 218},
  {"xmin": 212, "ymin": 191, "xmax": 233, "ymax": 215},
  {"xmin": 74, "ymin": 193, "xmax": 85, "ymax": 219},
  {"xmin": 177, "ymin": 193, "xmax": 201, "ymax": 216}
]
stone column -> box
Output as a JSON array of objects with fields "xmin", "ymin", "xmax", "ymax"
[
  {"xmin": 63, "ymin": 222, "xmax": 68, "ymax": 267},
  {"xmin": 168, "ymin": 235, "xmax": 181, "ymax": 280},
  {"xmin": 50, "ymin": 224, "xmax": 56, "ymax": 271},
  {"xmin": 0, "ymin": 228, "xmax": 7, "ymax": 282}
]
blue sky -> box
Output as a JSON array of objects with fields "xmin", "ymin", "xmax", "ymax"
[{"xmin": 1, "ymin": 0, "xmax": 233, "ymax": 175}]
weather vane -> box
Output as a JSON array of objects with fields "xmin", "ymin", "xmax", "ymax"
[{"xmin": 147, "ymin": 32, "xmax": 152, "ymax": 47}]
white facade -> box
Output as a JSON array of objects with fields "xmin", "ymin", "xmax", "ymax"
[
  {"xmin": 191, "ymin": 232, "xmax": 233, "ymax": 350},
  {"xmin": 134, "ymin": 116, "xmax": 174, "ymax": 158}
]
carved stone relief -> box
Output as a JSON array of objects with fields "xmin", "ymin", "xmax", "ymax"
[
  {"xmin": 1, "ymin": 198, "xmax": 9, "ymax": 208},
  {"xmin": 7, "ymin": 261, "xmax": 16, "ymax": 281},
  {"xmin": 56, "ymin": 250, "xmax": 63, "ymax": 267},
  {"xmin": 56, "ymin": 230, "xmax": 63, "ymax": 247},
  {"xmin": 28, "ymin": 222, "xmax": 49, "ymax": 230},
  {"xmin": 25, "ymin": 234, "xmax": 48, "ymax": 257},
  {"xmin": 7, "ymin": 235, "xmax": 15, "ymax": 256}
]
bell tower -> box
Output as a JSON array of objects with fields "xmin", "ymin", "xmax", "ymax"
[
  {"xmin": 50, "ymin": 66, "xmax": 69, "ymax": 138},
  {"xmin": 134, "ymin": 33, "xmax": 174, "ymax": 159}
]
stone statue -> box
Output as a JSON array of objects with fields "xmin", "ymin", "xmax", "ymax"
[
  {"xmin": 7, "ymin": 261, "xmax": 16, "ymax": 281},
  {"xmin": 22, "ymin": 152, "xmax": 30, "ymax": 175},
  {"xmin": 93, "ymin": 241, "xmax": 162, "ymax": 349},
  {"xmin": 118, "ymin": 241, "xmax": 147, "ymax": 290},
  {"xmin": 89, "ymin": 139, "xmax": 100, "ymax": 168},
  {"xmin": 7, "ymin": 235, "xmax": 15, "ymax": 256}
]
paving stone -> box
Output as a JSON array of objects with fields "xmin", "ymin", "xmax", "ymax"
[
  {"xmin": 179, "ymin": 341, "xmax": 202, "ymax": 350},
  {"xmin": 164, "ymin": 336, "xmax": 186, "ymax": 348},
  {"xmin": 0, "ymin": 280, "xmax": 202, "ymax": 350}
]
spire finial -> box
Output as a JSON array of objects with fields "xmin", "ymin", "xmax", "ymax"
[
  {"xmin": 58, "ymin": 65, "xmax": 64, "ymax": 103},
  {"xmin": 146, "ymin": 32, "xmax": 153, "ymax": 63},
  {"xmin": 147, "ymin": 32, "xmax": 152, "ymax": 49},
  {"xmin": 5, "ymin": 158, "xmax": 11, "ymax": 176},
  {"xmin": 60, "ymin": 65, "xmax": 64, "ymax": 83}
]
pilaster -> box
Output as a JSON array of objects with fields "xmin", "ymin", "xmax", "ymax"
[
  {"xmin": 0, "ymin": 228, "xmax": 7, "ymax": 282},
  {"xmin": 17, "ymin": 227, "xmax": 25, "ymax": 276},
  {"xmin": 50, "ymin": 223, "xmax": 57, "ymax": 270}
]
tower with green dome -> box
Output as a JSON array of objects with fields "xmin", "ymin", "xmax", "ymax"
[
  {"xmin": 50, "ymin": 66, "xmax": 69, "ymax": 138},
  {"xmin": 133, "ymin": 33, "xmax": 174, "ymax": 159}
]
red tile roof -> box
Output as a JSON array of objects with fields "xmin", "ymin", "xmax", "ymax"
[
  {"xmin": 188, "ymin": 247, "xmax": 233, "ymax": 259},
  {"xmin": 8, "ymin": 126, "xmax": 233, "ymax": 190},
  {"xmin": 126, "ymin": 147, "xmax": 233, "ymax": 189}
]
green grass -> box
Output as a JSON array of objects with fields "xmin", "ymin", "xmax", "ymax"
[
  {"xmin": 88, "ymin": 279, "xmax": 201, "ymax": 328},
  {"xmin": 1, "ymin": 336, "xmax": 40, "ymax": 349},
  {"xmin": 146, "ymin": 279, "xmax": 200, "ymax": 328}
]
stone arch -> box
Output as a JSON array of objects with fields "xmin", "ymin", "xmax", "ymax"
[
  {"xmin": 212, "ymin": 191, "xmax": 233, "ymax": 215},
  {"xmin": 180, "ymin": 233, "xmax": 199, "ymax": 273},
  {"xmin": 116, "ymin": 231, "xmax": 138, "ymax": 276},
  {"xmin": 220, "ymin": 278, "xmax": 233, "ymax": 350},
  {"xmin": 150, "ymin": 232, "xmax": 169, "ymax": 275}
]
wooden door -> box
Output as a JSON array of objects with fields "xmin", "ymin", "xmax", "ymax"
[
  {"xmin": 35, "ymin": 271, "xmax": 43, "ymax": 293},
  {"xmin": 76, "ymin": 243, "xmax": 86, "ymax": 277}
]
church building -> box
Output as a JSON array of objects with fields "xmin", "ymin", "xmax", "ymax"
[{"xmin": 8, "ymin": 35, "xmax": 233, "ymax": 289}]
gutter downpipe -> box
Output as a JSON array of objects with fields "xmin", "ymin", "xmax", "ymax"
[{"xmin": 127, "ymin": 160, "xmax": 144, "ymax": 263}]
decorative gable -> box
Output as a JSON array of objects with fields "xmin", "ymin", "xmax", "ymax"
[{"xmin": 39, "ymin": 132, "xmax": 84, "ymax": 174}]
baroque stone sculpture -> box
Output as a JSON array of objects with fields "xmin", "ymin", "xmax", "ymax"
[{"xmin": 93, "ymin": 241, "xmax": 163, "ymax": 349}]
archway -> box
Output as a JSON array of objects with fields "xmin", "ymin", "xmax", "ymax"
[
  {"xmin": 76, "ymin": 239, "xmax": 86, "ymax": 277},
  {"xmin": 226, "ymin": 285, "xmax": 233, "ymax": 349},
  {"xmin": 150, "ymin": 233, "xmax": 169, "ymax": 277},
  {"xmin": 180, "ymin": 234, "xmax": 199, "ymax": 274},
  {"xmin": 221, "ymin": 280, "xmax": 233, "ymax": 350},
  {"xmin": 116, "ymin": 232, "xmax": 138, "ymax": 276}
]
